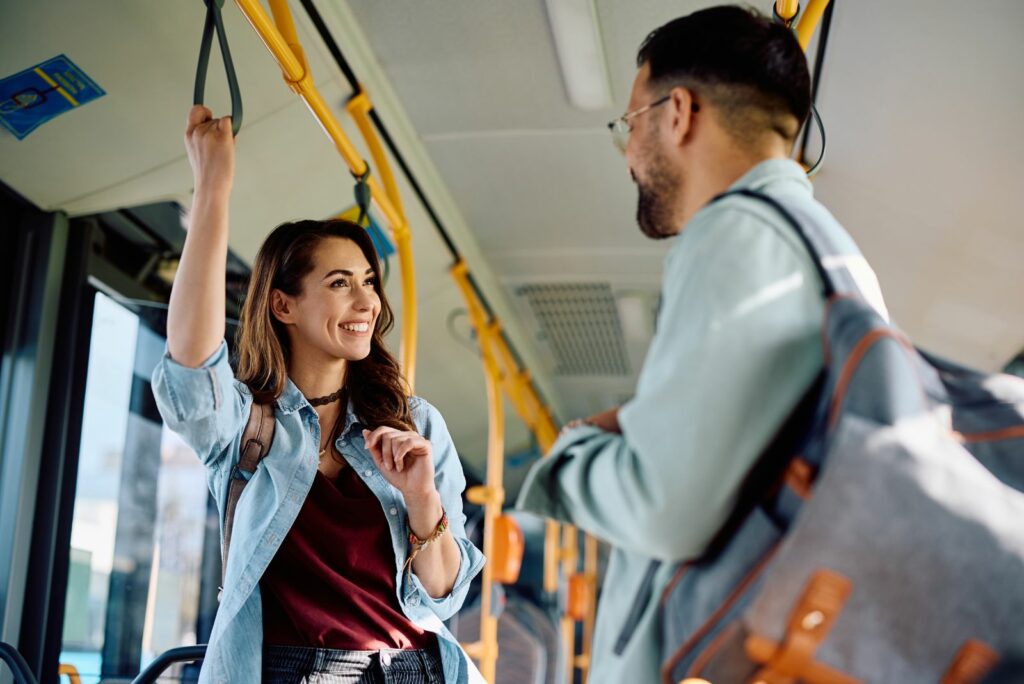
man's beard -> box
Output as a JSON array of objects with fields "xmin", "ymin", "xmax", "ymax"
[{"xmin": 634, "ymin": 149, "xmax": 680, "ymax": 240}]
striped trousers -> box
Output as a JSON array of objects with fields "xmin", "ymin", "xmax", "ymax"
[{"xmin": 262, "ymin": 644, "xmax": 444, "ymax": 683}]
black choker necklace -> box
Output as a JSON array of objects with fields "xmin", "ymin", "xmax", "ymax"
[{"xmin": 308, "ymin": 386, "xmax": 345, "ymax": 407}]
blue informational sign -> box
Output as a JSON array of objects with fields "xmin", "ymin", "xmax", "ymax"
[
  {"xmin": 366, "ymin": 216, "xmax": 397, "ymax": 258},
  {"xmin": 0, "ymin": 55, "xmax": 105, "ymax": 140},
  {"xmin": 340, "ymin": 205, "xmax": 396, "ymax": 258}
]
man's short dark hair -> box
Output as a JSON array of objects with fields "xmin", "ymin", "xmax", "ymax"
[{"xmin": 637, "ymin": 5, "xmax": 811, "ymax": 146}]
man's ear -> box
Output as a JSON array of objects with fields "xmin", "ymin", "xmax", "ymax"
[
  {"xmin": 270, "ymin": 289, "xmax": 296, "ymax": 325},
  {"xmin": 669, "ymin": 87, "xmax": 697, "ymax": 147}
]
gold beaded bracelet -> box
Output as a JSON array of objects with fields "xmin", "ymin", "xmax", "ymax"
[{"xmin": 403, "ymin": 509, "xmax": 449, "ymax": 575}]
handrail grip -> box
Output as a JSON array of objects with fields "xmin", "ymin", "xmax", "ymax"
[
  {"xmin": 0, "ymin": 642, "xmax": 37, "ymax": 684},
  {"xmin": 130, "ymin": 645, "xmax": 208, "ymax": 684},
  {"xmin": 194, "ymin": 0, "xmax": 243, "ymax": 136},
  {"xmin": 58, "ymin": 663, "xmax": 82, "ymax": 684}
]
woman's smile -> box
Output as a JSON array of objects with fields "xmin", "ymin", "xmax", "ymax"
[{"xmin": 339, "ymin": 320, "xmax": 373, "ymax": 336}]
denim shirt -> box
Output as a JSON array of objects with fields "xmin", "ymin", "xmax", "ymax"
[{"xmin": 151, "ymin": 340, "xmax": 486, "ymax": 684}]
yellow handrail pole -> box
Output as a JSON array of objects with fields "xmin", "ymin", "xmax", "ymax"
[
  {"xmin": 393, "ymin": 227, "xmax": 419, "ymax": 388},
  {"xmin": 578, "ymin": 534, "xmax": 599, "ymax": 680},
  {"xmin": 452, "ymin": 259, "xmax": 603, "ymax": 682},
  {"xmin": 267, "ymin": 0, "xmax": 308, "ymax": 75},
  {"xmin": 347, "ymin": 91, "xmax": 406, "ymax": 219},
  {"xmin": 233, "ymin": 0, "xmax": 418, "ymax": 386},
  {"xmin": 453, "ymin": 261, "xmax": 585, "ymax": 674},
  {"xmin": 450, "ymin": 262, "xmax": 562, "ymax": 595},
  {"xmin": 58, "ymin": 664, "xmax": 82, "ymax": 684},
  {"xmin": 452, "ymin": 261, "xmax": 504, "ymax": 679},
  {"xmin": 561, "ymin": 524, "xmax": 579, "ymax": 684},
  {"xmin": 774, "ymin": 0, "xmax": 800, "ymax": 23},
  {"xmin": 477, "ymin": 330, "xmax": 504, "ymax": 683},
  {"xmin": 544, "ymin": 520, "xmax": 560, "ymax": 594},
  {"xmin": 235, "ymin": 0, "xmax": 366, "ymax": 171},
  {"xmin": 344, "ymin": 91, "xmax": 418, "ymax": 390},
  {"xmin": 795, "ymin": 0, "xmax": 832, "ymax": 51}
]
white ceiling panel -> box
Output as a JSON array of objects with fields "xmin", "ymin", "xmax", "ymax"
[
  {"xmin": 346, "ymin": 0, "xmax": 614, "ymax": 134},
  {"xmin": 423, "ymin": 131, "xmax": 656, "ymax": 253},
  {"xmin": 808, "ymin": 0, "xmax": 1024, "ymax": 369}
]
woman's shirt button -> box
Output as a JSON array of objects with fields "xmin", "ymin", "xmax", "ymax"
[
  {"xmin": 389, "ymin": 507, "xmax": 398, "ymax": 516},
  {"xmin": 364, "ymin": 469, "xmax": 373, "ymax": 477}
]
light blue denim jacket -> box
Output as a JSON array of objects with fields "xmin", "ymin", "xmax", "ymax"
[{"xmin": 151, "ymin": 340, "xmax": 486, "ymax": 684}]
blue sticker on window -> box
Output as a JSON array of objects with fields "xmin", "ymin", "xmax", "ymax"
[{"xmin": 0, "ymin": 55, "xmax": 105, "ymax": 140}]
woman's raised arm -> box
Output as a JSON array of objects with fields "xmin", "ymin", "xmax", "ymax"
[{"xmin": 167, "ymin": 105, "xmax": 236, "ymax": 367}]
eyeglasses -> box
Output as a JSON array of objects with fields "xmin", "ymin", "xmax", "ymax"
[{"xmin": 607, "ymin": 95, "xmax": 670, "ymax": 153}]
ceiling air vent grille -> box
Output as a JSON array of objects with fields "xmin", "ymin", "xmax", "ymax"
[{"xmin": 517, "ymin": 283, "xmax": 629, "ymax": 376}]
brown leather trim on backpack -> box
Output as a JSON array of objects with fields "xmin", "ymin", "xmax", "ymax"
[
  {"xmin": 219, "ymin": 401, "xmax": 275, "ymax": 600},
  {"xmin": 952, "ymin": 425, "xmax": 1024, "ymax": 444},
  {"xmin": 661, "ymin": 561, "xmax": 695, "ymax": 609},
  {"xmin": 743, "ymin": 569, "xmax": 860, "ymax": 684},
  {"xmin": 940, "ymin": 639, "xmax": 1000, "ymax": 684},
  {"xmin": 661, "ymin": 543, "xmax": 783, "ymax": 684},
  {"xmin": 685, "ymin": 620, "xmax": 741, "ymax": 679},
  {"xmin": 827, "ymin": 328, "xmax": 924, "ymax": 430}
]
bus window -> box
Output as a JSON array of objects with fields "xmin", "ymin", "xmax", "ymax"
[{"xmin": 60, "ymin": 292, "xmax": 213, "ymax": 683}]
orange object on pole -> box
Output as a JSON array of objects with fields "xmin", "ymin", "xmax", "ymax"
[{"xmin": 491, "ymin": 514, "xmax": 525, "ymax": 585}]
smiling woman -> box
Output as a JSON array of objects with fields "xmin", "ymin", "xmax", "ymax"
[
  {"xmin": 148, "ymin": 105, "xmax": 485, "ymax": 684},
  {"xmin": 236, "ymin": 219, "xmax": 412, "ymax": 438}
]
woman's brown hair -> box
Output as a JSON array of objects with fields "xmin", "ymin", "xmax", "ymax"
[{"xmin": 235, "ymin": 219, "xmax": 414, "ymax": 434}]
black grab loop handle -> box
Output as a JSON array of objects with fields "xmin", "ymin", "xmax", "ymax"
[
  {"xmin": 131, "ymin": 645, "xmax": 208, "ymax": 684},
  {"xmin": 194, "ymin": 0, "xmax": 243, "ymax": 136},
  {"xmin": 0, "ymin": 641, "xmax": 35, "ymax": 684}
]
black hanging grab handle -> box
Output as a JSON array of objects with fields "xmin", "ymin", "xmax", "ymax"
[
  {"xmin": 0, "ymin": 641, "xmax": 36, "ymax": 684},
  {"xmin": 194, "ymin": 0, "xmax": 243, "ymax": 136},
  {"xmin": 131, "ymin": 645, "xmax": 208, "ymax": 684}
]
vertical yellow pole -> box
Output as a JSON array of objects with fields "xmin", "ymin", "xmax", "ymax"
[
  {"xmin": 561, "ymin": 524, "xmax": 578, "ymax": 683},
  {"xmin": 579, "ymin": 534, "xmax": 599, "ymax": 680},
  {"xmin": 345, "ymin": 92, "xmax": 418, "ymax": 391},
  {"xmin": 477, "ymin": 351, "xmax": 504, "ymax": 683}
]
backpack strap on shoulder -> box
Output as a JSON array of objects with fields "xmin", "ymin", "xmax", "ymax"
[
  {"xmin": 219, "ymin": 400, "xmax": 275, "ymax": 600},
  {"xmin": 712, "ymin": 188, "xmax": 838, "ymax": 299}
]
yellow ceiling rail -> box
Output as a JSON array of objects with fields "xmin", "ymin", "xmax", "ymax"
[
  {"xmin": 347, "ymin": 91, "xmax": 406, "ymax": 221},
  {"xmin": 232, "ymin": 0, "xmax": 418, "ymax": 387},
  {"xmin": 795, "ymin": 0, "xmax": 832, "ymax": 51}
]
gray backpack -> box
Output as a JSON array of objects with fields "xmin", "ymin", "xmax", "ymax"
[{"xmin": 657, "ymin": 189, "xmax": 1024, "ymax": 683}]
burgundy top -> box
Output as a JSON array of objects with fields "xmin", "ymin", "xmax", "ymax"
[{"xmin": 260, "ymin": 465, "xmax": 433, "ymax": 650}]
